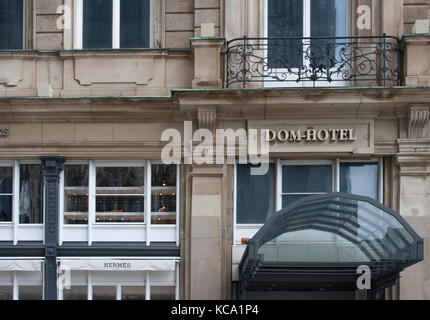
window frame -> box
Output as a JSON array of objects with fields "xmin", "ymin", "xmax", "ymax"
[
  {"xmin": 60, "ymin": 160, "xmax": 180, "ymax": 246},
  {"xmin": 234, "ymin": 158, "xmax": 383, "ymax": 245},
  {"xmin": 74, "ymin": 0, "xmax": 154, "ymax": 50},
  {"xmin": 263, "ymin": 0, "xmax": 353, "ymax": 87},
  {"xmin": 57, "ymin": 258, "xmax": 179, "ymax": 301},
  {"xmin": 0, "ymin": 0, "xmax": 27, "ymax": 50}
]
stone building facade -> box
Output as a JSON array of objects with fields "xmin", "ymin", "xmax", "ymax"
[{"xmin": 0, "ymin": 0, "xmax": 429, "ymax": 300}]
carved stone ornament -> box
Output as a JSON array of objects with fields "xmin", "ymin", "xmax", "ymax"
[{"xmin": 408, "ymin": 105, "xmax": 430, "ymax": 139}]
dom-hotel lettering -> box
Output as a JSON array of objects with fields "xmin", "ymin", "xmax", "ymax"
[{"xmin": 266, "ymin": 128, "xmax": 357, "ymax": 143}]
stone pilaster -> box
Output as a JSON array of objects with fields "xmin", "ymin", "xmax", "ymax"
[
  {"xmin": 41, "ymin": 156, "xmax": 65, "ymax": 301},
  {"xmin": 396, "ymin": 104, "xmax": 430, "ymax": 299}
]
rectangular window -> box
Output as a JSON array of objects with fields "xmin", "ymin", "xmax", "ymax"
[
  {"xmin": 18, "ymin": 285, "xmax": 43, "ymax": 300},
  {"xmin": 266, "ymin": 0, "xmax": 350, "ymax": 82},
  {"xmin": 151, "ymin": 164, "xmax": 177, "ymax": 225},
  {"xmin": 282, "ymin": 164, "xmax": 333, "ymax": 207},
  {"xmin": 63, "ymin": 286, "xmax": 88, "ymax": 300},
  {"xmin": 340, "ymin": 163, "xmax": 379, "ymax": 201},
  {"xmin": 0, "ymin": 166, "xmax": 13, "ymax": 222},
  {"xmin": 92, "ymin": 286, "xmax": 117, "ymax": 300},
  {"xmin": 0, "ymin": 0, "xmax": 24, "ymax": 49},
  {"xmin": 121, "ymin": 286, "xmax": 145, "ymax": 300},
  {"xmin": 79, "ymin": 0, "xmax": 151, "ymax": 49},
  {"xmin": 236, "ymin": 164, "xmax": 276, "ymax": 224},
  {"xmin": 19, "ymin": 164, "xmax": 44, "ymax": 224},
  {"xmin": 0, "ymin": 286, "xmax": 13, "ymax": 300},
  {"xmin": 151, "ymin": 286, "xmax": 175, "ymax": 300},
  {"xmin": 96, "ymin": 166, "xmax": 145, "ymax": 223},
  {"xmin": 64, "ymin": 164, "xmax": 89, "ymax": 225}
]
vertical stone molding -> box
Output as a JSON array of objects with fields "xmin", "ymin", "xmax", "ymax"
[
  {"xmin": 41, "ymin": 156, "xmax": 65, "ymax": 300},
  {"xmin": 408, "ymin": 105, "xmax": 430, "ymax": 139},
  {"xmin": 191, "ymin": 38, "xmax": 225, "ymax": 89}
]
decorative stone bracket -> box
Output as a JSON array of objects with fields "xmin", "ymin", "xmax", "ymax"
[
  {"xmin": 408, "ymin": 105, "xmax": 430, "ymax": 139},
  {"xmin": 198, "ymin": 107, "xmax": 218, "ymax": 132}
]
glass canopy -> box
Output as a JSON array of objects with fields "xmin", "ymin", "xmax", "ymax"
[{"xmin": 239, "ymin": 193, "xmax": 423, "ymax": 295}]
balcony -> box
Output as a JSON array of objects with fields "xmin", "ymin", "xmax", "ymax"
[{"xmin": 226, "ymin": 35, "xmax": 401, "ymax": 88}]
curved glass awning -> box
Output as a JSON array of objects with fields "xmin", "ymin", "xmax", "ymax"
[{"xmin": 239, "ymin": 193, "xmax": 424, "ymax": 293}]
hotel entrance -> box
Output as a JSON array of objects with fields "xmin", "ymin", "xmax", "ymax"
[{"xmin": 237, "ymin": 193, "xmax": 424, "ymax": 300}]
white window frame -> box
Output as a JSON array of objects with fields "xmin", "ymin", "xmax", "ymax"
[
  {"xmin": 263, "ymin": 0, "xmax": 352, "ymax": 88},
  {"xmin": 60, "ymin": 160, "xmax": 180, "ymax": 246},
  {"xmin": 234, "ymin": 158, "xmax": 383, "ymax": 245},
  {"xmin": 57, "ymin": 258, "xmax": 179, "ymax": 301},
  {"xmin": 74, "ymin": 0, "xmax": 154, "ymax": 50},
  {"xmin": 0, "ymin": 161, "xmax": 45, "ymax": 245}
]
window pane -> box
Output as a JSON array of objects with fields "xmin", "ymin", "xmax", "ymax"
[
  {"xmin": 0, "ymin": 0, "xmax": 23, "ymax": 49},
  {"xmin": 0, "ymin": 286, "xmax": 12, "ymax": 300},
  {"xmin": 120, "ymin": 0, "xmax": 150, "ymax": 48},
  {"xmin": 64, "ymin": 165, "xmax": 89, "ymax": 225},
  {"xmin": 268, "ymin": 0, "xmax": 303, "ymax": 68},
  {"xmin": 63, "ymin": 286, "xmax": 88, "ymax": 300},
  {"xmin": 121, "ymin": 286, "xmax": 145, "ymax": 300},
  {"xmin": 282, "ymin": 165, "xmax": 332, "ymax": 193},
  {"xmin": 18, "ymin": 286, "xmax": 43, "ymax": 300},
  {"xmin": 282, "ymin": 194, "xmax": 309, "ymax": 208},
  {"xmin": 152, "ymin": 165, "xmax": 176, "ymax": 225},
  {"xmin": 237, "ymin": 164, "xmax": 275, "ymax": 224},
  {"xmin": 340, "ymin": 163, "xmax": 378, "ymax": 200},
  {"xmin": 96, "ymin": 166, "xmax": 145, "ymax": 223},
  {"xmin": 310, "ymin": 0, "xmax": 347, "ymax": 68},
  {"xmin": 0, "ymin": 166, "xmax": 13, "ymax": 193},
  {"xmin": 0, "ymin": 195, "xmax": 12, "ymax": 222},
  {"xmin": 151, "ymin": 286, "xmax": 175, "ymax": 300},
  {"xmin": 19, "ymin": 164, "xmax": 44, "ymax": 224},
  {"xmin": 96, "ymin": 167, "xmax": 145, "ymax": 187},
  {"xmin": 83, "ymin": 0, "xmax": 113, "ymax": 49},
  {"xmin": 92, "ymin": 286, "xmax": 116, "ymax": 300}
]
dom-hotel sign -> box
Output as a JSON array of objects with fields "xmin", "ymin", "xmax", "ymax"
[{"xmin": 249, "ymin": 120, "xmax": 375, "ymax": 154}]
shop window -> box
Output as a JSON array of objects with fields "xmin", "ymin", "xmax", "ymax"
[
  {"xmin": 96, "ymin": 166, "xmax": 145, "ymax": 223},
  {"xmin": 340, "ymin": 163, "xmax": 379, "ymax": 201},
  {"xmin": 19, "ymin": 164, "xmax": 44, "ymax": 224},
  {"xmin": 61, "ymin": 161, "xmax": 179, "ymax": 243},
  {"xmin": 151, "ymin": 164, "xmax": 177, "ymax": 225},
  {"xmin": 236, "ymin": 164, "xmax": 276, "ymax": 224},
  {"xmin": 121, "ymin": 286, "xmax": 145, "ymax": 300},
  {"xmin": 282, "ymin": 164, "xmax": 333, "ymax": 207},
  {"xmin": 0, "ymin": 165, "xmax": 13, "ymax": 222},
  {"xmin": 0, "ymin": 286, "xmax": 13, "ymax": 300},
  {"xmin": 63, "ymin": 286, "xmax": 87, "ymax": 300},
  {"xmin": 0, "ymin": 0, "xmax": 24, "ymax": 49},
  {"xmin": 64, "ymin": 164, "xmax": 89, "ymax": 225},
  {"xmin": 151, "ymin": 286, "xmax": 175, "ymax": 300},
  {"xmin": 18, "ymin": 285, "xmax": 43, "ymax": 300},
  {"xmin": 77, "ymin": 0, "xmax": 151, "ymax": 49},
  {"xmin": 92, "ymin": 286, "xmax": 117, "ymax": 300}
]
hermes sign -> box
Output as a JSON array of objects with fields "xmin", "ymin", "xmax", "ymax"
[
  {"xmin": 248, "ymin": 120, "xmax": 374, "ymax": 154},
  {"xmin": 0, "ymin": 128, "xmax": 9, "ymax": 137}
]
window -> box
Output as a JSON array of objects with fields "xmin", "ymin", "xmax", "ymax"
[
  {"xmin": 63, "ymin": 161, "xmax": 178, "ymax": 225},
  {"xmin": 76, "ymin": 0, "xmax": 152, "ymax": 49},
  {"xmin": 0, "ymin": 165, "xmax": 13, "ymax": 222},
  {"xmin": 340, "ymin": 162, "xmax": 379, "ymax": 200},
  {"xmin": 266, "ymin": 0, "xmax": 350, "ymax": 85},
  {"xmin": 234, "ymin": 159, "xmax": 382, "ymax": 244},
  {"xmin": 19, "ymin": 164, "xmax": 44, "ymax": 224},
  {"xmin": 282, "ymin": 164, "xmax": 333, "ymax": 207},
  {"xmin": 0, "ymin": 0, "xmax": 24, "ymax": 49},
  {"xmin": 0, "ymin": 162, "xmax": 44, "ymax": 226},
  {"xmin": 236, "ymin": 164, "xmax": 276, "ymax": 224}
]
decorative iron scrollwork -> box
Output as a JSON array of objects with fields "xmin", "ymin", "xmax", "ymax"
[{"xmin": 226, "ymin": 35, "xmax": 401, "ymax": 88}]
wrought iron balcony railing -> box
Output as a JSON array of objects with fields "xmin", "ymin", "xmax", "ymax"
[{"xmin": 226, "ymin": 35, "xmax": 401, "ymax": 88}]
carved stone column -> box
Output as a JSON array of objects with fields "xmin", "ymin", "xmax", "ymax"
[{"xmin": 41, "ymin": 156, "xmax": 65, "ymax": 301}]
